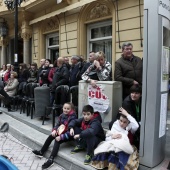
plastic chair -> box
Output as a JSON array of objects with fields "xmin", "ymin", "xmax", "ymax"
[
  {"xmin": 43, "ymin": 85, "xmax": 70, "ymax": 127},
  {"xmin": 70, "ymin": 85, "xmax": 78, "ymax": 114}
]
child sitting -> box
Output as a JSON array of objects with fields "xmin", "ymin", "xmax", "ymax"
[
  {"xmin": 32, "ymin": 102, "xmax": 77, "ymax": 170},
  {"xmin": 91, "ymin": 107, "xmax": 139, "ymax": 170},
  {"xmin": 69, "ymin": 105, "xmax": 105, "ymax": 165},
  {"xmin": 107, "ymin": 107, "xmax": 139, "ymax": 142}
]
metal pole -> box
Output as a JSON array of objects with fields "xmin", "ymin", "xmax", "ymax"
[{"xmin": 14, "ymin": 0, "xmax": 19, "ymax": 73}]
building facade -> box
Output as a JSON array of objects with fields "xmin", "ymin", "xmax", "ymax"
[{"xmin": 0, "ymin": 0, "xmax": 143, "ymax": 71}]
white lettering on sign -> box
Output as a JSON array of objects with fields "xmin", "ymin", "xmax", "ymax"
[{"xmin": 159, "ymin": 0, "xmax": 170, "ymax": 20}]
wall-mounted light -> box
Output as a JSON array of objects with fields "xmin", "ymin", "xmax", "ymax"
[{"xmin": 4, "ymin": 0, "xmax": 25, "ymax": 10}]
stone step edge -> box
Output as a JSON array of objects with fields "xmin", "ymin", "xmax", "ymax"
[{"xmin": 0, "ymin": 113, "xmax": 95, "ymax": 170}]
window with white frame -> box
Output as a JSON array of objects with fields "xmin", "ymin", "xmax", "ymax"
[
  {"xmin": 87, "ymin": 20, "xmax": 112, "ymax": 63},
  {"xmin": 46, "ymin": 33, "xmax": 59, "ymax": 63}
]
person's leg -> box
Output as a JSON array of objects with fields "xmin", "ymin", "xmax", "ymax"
[
  {"xmin": 86, "ymin": 136, "xmax": 100, "ymax": 155},
  {"xmin": 32, "ymin": 134, "xmax": 55, "ymax": 158},
  {"xmin": 0, "ymin": 87, "xmax": 13, "ymax": 111},
  {"xmin": 70, "ymin": 127, "xmax": 85, "ymax": 153},
  {"xmin": 42, "ymin": 138, "xmax": 72, "ymax": 169},
  {"xmin": 84, "ymin": 136, "xmax": 101, "ymax": 164},
  {"xmin": 41, "ymin": 134, "xmax": 55, "ymax": 153}
]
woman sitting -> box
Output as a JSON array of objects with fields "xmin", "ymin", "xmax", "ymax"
[
  {"xmin": 82, "ymin": 51, "xmax": 112, "ymax": 87},
  {"xmin": 4, "ymin": 72, "xmax": 19, "ymax": 96}
]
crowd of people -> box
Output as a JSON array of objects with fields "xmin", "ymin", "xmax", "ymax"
[{"xmin": 0, "ymin": 42, "xmax": 143, "ymax": 169}]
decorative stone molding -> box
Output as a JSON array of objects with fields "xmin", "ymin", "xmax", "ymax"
[
  {"xmin": 21, "ymin": 32, "xmax": 32, "ymax": 41},
  {"xmin": 0, "ymin": 38, "xmax": 9, "ymax": 46},
  {"xmin": 42, "ymin": 17, "xmax": 59, "ymax": 33},
  {"xmin": 86, "ymin": 3, "xmax": 111, "ymax": 21}
]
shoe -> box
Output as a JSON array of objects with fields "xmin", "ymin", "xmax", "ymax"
[
  {"xmin": 32, "ymin": 150, "xmax": 43, "ymax": 158},
  {"xmin": 84, "ymin": 154, "xmax": 92, "ymax": 165},
  {"xmin": 70, "ymin": 145, "xmax": 85, "ymax": 154},
  {"xmin": 42, "ymin": 158, "xmax": 54, "ymax": 169},
  {"xmin": 7, "ymin": 108, "xmax": 15, "ymax": 112}
]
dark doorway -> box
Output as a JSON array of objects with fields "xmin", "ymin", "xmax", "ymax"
[
  {"xmin": 10, "ymin": 38, "xmax": 23, "ymax": 64},
  {"xmin": 50, "ymin": 48, "xmax": 59, "ymax": 63}
]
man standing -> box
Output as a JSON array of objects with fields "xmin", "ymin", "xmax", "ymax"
[
  {"xmin": 114, "ymin": 42, "xmax": 143, "ymax": 99},
  {"xmin": 80, "ymin": 52, "xmax": 96, "ymax": 76}
]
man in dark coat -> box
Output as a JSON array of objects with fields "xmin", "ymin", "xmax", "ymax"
[
  {"xmin": 80, "ymin": 52, "xmax": 96, "ymax": 77},
  {"xmin": 114, "ymin": 42, "xmax": 143, "ymax": 99},
  {"xmin": 50, "ymin": 57, "xmax": 69, "ymax": 105}
]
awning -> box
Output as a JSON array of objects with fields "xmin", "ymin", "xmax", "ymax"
[{"xmin": 29, "ymin": 0, "xmax": 97, "ymax": 25}]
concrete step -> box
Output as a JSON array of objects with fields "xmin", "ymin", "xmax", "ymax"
[
  {"xmin": 0, "ymin": 107, "xmax": 169, "ymax": 170},
  {"xmin": 0, "ymin": 111, "xmax": 96, "ymax": 170}
]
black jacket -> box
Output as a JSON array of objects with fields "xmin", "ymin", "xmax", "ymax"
[
  {"xmin": 68, "ymin": 113, "xmax": 105, "ymax": 141},
  {"xmin": 122, "ymin": 95, "xmax": 141, "ymax": 123},
  {"xmin": 52, "ymin": 64, "xmax": 69, "ymax": 90}
]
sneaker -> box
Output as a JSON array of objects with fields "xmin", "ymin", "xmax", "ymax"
[
  {"xmin": 70, "ymin": 145, "xmax": 85, "ymax": 154},
  {"xmin": 84, "ymin": 154, "xmax": 92, "ymax": 165},
  {"xmin": 42, "ymin": 158, "xmax": 54, "ymax": 169},
  {"xmin": 32, "ymin": 150, "xmax": 43, "ymax": 158}
]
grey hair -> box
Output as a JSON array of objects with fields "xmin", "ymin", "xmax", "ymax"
[
  {"xmin": 122, "ymin": 42, "xmax": 133, "ymax": 50},
  {"xmin": 71, "ymin": 55, "xmax": 80, "ymax": 61}
]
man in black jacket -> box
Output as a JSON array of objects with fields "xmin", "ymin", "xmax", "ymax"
[{"xmin": 50, "ymin": 57, "xmax": 69, "ymax": 105}]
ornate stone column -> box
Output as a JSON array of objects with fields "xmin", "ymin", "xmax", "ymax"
[
  {"xmin": 21, "ymin": 21, "xmax": 32, "ymax": 64},
  {"xmin": 0, "ymin": 37, "xmax": 9, "ymax": 65}
]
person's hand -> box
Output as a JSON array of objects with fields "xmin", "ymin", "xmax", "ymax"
[
  {"xmin": 133, "ymin": 80, "xmax": 139, "ymax": 85},
  {"xmin": 112, "ymin": 134, "xmax": 122, "ymax": 139},
  {"xmin": 55, "ymin": 136, "xmax": 61, "ymax": 141},
  {"xmin": 51, "ymin": 130, "xmax": 57, "ymax": 137},
  {"xmin": 70, "ymin": 128, "xmax": 74, "ymax": 136},
  {"xmin": 74, "ymin": 134, "xmax": 80, "ymax": 139},
  {"xmin": 119, "ymin": 107, "xmax": 129, "ymax": 117},
  {"xmin": 93, "ymin": 60, "xmax": 100, "ymax": 69},
  {"xmin": 90, "ymin": 79, "xmax": 98, "ymax": 88}
]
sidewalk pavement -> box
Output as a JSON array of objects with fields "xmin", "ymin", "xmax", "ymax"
[{"xmin": 0, "ymin": 132, "xmax": 64, "ymax": 170}]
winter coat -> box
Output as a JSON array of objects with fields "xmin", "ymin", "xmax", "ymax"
[
  {"xmin": 52, "ymin": 65, "xmax": 69, "ymax": 90},
  {"xmin": 4, "ymin": 78, "xmax": 19, "ymax": 96},
  {"xmin": 69, "ymin": 62, "xmax": 84, "ymax": 87},
  {"xmin": 122, "ymin": 95, "xmax": 141, "ymax": 123},
  {"xmin": 82, "ymin": 61, "xmax": 112, "ymax": 81},
  {"xmin": 53, "ymin": 111, "xmax": 77, "ymax": 141},
  {"xmin": 39, "ymin": 66, "xmax": 51, "ymax": 86},
  {"xmin": 68, "ymin": 113, "xmax": 105, "ymax": 141},
  {"xmin": 114, "ymin": 55, "xmax": 142, "ymax": 98}
]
